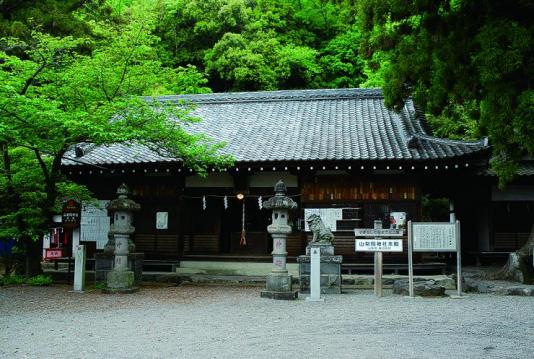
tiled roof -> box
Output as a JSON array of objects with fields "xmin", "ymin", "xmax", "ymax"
[{"xmin": 62, "ymin": 88, "xmax": 489, "ymax": 166}]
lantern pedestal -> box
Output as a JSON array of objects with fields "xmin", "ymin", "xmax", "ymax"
[
  {"xmin": 102, "ymin": 269, "xmax": 138, "ymax": 294},
  {"xmin": 260, "ymin": 273, "xmax": 298, "ymax": 300}
]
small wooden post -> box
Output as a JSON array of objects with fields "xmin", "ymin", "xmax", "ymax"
[
  {"xmin": 373, "ymin": 220, "xmax": 383, "ymax": 297},
  {"xmin": 374, "ymin": 252, "xmax": 383, "ymax": 297}
]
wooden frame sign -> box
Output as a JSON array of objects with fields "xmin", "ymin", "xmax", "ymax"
[
  {"xmin": 354, "ymin": 224, "xmax": 404, "ymax": 297},
  {"xmin": 407, "ymin": 220, "xmax": 463, "ymax": 298},
  {"xmin": 412, "ymin": 223, "xmax": 456, "ymax": 252}
]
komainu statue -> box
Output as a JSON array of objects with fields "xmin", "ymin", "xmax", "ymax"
[{"xmin": 307, "ymin": 214, "xmax": 334, "ymax": 244}]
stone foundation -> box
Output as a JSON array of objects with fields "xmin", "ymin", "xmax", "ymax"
[
  {"xmin": 95, "ymin": 253, "xmax": 144, "ymax": 285},
  {"xmin": 103, "ymin": 269, "xmax": 139, "ymax": 294},
  {"xmin": 261, "ymin": 273, "xmax": 298, "ymax": 300},
  {"xmin": 298, "ymin": 252, "xmax": 343, "ymax": 294},
  {"xmin": 260, "ymin": 290, "xmax": 298, "ymax": 300}
]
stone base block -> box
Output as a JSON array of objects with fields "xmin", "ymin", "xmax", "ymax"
[
  {"xmin": 105, "ymin": 269, "xmax": 136, "ymax": 293},
  {"xmin": 392, "ymin": 279, "xmax": 446, "ymax": 297},
  {"xmin": 260, "ymin": 290, "xmax": 298, "ymax": 300},
  {"xmin": 95, "ymin": 253, "xmax": 144, "ymax": 286},
  {"xmin": 298, "ymin": 254, "xmax": 342, "ymax": 294},
  {"xmin": 299, "ymin": 274, "xmax": 342, "ymax": 294},
  {"xmin": 266, "ymin": 273, "xmax": 293, "ymax": 292}
]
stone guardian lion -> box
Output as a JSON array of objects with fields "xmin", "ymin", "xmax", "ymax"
[{"xmin": 307, "ymin": 214, "xmax": 334, "ymax": 244}]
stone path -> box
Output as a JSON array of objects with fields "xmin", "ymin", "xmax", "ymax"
[{"xmin": 1, "ymin": 284, "xmax": 533, "ymax": 359}]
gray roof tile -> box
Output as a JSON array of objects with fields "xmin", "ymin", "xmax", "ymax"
[{"xmin": 62, "ymin": 88, "xmax": 488, "ymax": 167}]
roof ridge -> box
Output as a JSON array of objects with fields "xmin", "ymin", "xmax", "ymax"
[
  {"xmin": 147, "ymin": 88, "xmax": 383, "ymax": 104},
  {"xmin": 414, "ymin": 133, "xmax": 488, "ymax": 147}
]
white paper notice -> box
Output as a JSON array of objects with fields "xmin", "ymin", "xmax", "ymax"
[
  {"xmin": 80, "ymin": 200, "xmax": 110, "ymax": 250},
  {"xmin": 156, "ymin": 212, "xmax": 169, "ymax": 230}
]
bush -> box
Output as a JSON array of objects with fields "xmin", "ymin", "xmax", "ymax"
[
  {"xmin": 94, "ymin": 281, "xmax": 106, "ymax": 290},
  {"xmin": 27, "ymin": 274, "xmax": 53, "ymax": 286},
  {"xmin": 0, "ymin": 274, "xmax": 26, "ymax": 286}
]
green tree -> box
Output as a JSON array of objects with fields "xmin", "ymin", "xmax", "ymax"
[
  {"xmin": 0, "ymin": 0, "xmax": 92, "ymax": 38},
  {"xmin": 154, "ymin": 0, "xmax": 252, "ymax": 67},
  {"xmin": 205, "ymin": 31, "xmax": 321, "ymax": 90},
  {"xmin": 318, "ymin": 26, "xmax": 365, "ymax": 88},
  {"xmin": 0, "ymin": 9, "xmax": 231, "ymax": 275},
  {"xmin": 357, "ymin": 0, "xmax": 533, "ymax": 184}
]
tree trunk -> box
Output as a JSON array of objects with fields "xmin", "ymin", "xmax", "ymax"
[
  {"xmin": 492, "ymin": 224, "xmax": 534, "ymax": 284},
  {"xmin": 24, "ymin": 236, "xmax": 43, "ymax": 277}
]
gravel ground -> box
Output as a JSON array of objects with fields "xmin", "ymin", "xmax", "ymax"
[{"xmin": 1, "ymin": 284, "xmax": 533, "ymax": 359}]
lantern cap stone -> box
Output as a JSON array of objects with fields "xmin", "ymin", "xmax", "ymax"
[
  {"xmin": 117, "ymin": 183, "xmax": 130, "ymax": 198},
  {"xmin": 107, "ymin": 183, "xmax": 141, "ymax": 212},
  {"xmin": 263, "ymin": 180, "xmax": 297, "ymax": 210}
]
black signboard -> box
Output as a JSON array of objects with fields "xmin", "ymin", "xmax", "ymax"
[{"xmin": 62, "ymin": 199, "xmax": 81, "ymax": 228}]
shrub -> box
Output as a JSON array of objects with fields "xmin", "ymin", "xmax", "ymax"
[
  {"xmin": 1, "ymin": 274, "xmax": 26, "ymax": 286},
  {"xmin": 94, "ymin": 281, "xmax": 107, "ymax": 290},
  {"xmin": 27, "ymin": 274, "xmax": 53, "ymax": 286}
]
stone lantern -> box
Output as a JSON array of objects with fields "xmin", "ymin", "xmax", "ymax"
[
  {"xmin": 260, "ymin": 180, "xmax": 298, "ymax": 300},
  {"xmin": 103, "ymin": 183, "xmax": 141, "ymax": 293}
]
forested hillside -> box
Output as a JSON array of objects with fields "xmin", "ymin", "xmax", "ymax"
[{"xmin": 0, "ymin": 0, "xmax": 366, "ymax": 92}]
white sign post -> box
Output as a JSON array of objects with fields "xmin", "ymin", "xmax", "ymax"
[
  {"xmin": 355, "ymin": 222, "xmax": 404, "ymax": 297},
  {"xmin": 306, "ymin": 247, "xmax": 324, "ymax": 302},
  {"xmin": 73, "ymin": 244, "xmax": 86, "ymax": 293},
  {"xmin": 408, "ymin": 220, "xmax": 463, "ymax": 298}
]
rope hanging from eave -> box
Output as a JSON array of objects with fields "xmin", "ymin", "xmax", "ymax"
[{"xmin": 239, "ymin": 201, "xmax": 246, "ymax": 246}]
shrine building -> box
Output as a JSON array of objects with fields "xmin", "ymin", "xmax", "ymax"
[{"xmin": 59, "ymin": 88, "xmax": 533, "ymax": 271}]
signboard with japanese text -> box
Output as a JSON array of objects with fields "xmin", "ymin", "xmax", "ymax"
[
  {"xmin": 62, "ymin": 200, "xmax": 81, "ymax": 228},
  {"xmin": 355, "ymin": 239, "xmax": 403, "ymax": 252},
  {"xmin": 407, "ymin": 220, "xmax": 463, "ymax": 297},
  {"xmin": 44, "ymin": 248, "xmax": 63, "ymax": 260},
  {"xmin": 354, "ymin": 228, "xmax": 404, "ymax": 237},
  {"xmin": 412, "ymin": 222, "xmax": 457, "ymax": 252},
  {"xmin": 80, "ymin": 200, "xmax": 110, "ymax": 250}
]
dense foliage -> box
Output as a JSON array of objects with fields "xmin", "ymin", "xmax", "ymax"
[
  {"xmin": 0, "ymin": 2, "xmax": 232, "ymax": 274},
  {"xmin": 357, "ymin": 0, "xmax": 533, "ymax": 185}
]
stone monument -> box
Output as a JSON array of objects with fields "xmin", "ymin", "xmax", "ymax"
[
  {"xmin": 260, "ymin": 180, "xmax": 299, "ymax": 300},
  {"xmin": 102, "ymin": 183, "xmax": 141, "ymax": 294},
  {"xmin": 297, "ymin": 214, "xmax": 343, "ymax": 294},
  {"xmin": 72, "ymin": 244, "xmax": 86, "ymax": 293}
]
